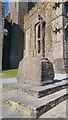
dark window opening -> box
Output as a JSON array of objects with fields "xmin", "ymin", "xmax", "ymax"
[
  {"xmin": 38, "ymin": 40, "xmax": 40, "ymax": 53},
  {"xmin": 42, "ymin": 37, "xmax": 45, "ymax": 57},
  {"xmin": 35, "ymin": 26, "xmax": 36, "ymax": 49},
  {"xmin": 65, "ymin": 30, "xmax": 68, "ymax": 41},
  {"xmin": 42, "ymin": 21, "xmax": 45, "ymax": 36},
  {"xmin": 38, "ymin": 24, "xmax": 41, "ymax": 38}
]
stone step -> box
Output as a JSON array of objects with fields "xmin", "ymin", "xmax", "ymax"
[
  {"xmin": 40, "ymin": 100, "xmax": 66, "ymax": 118},
  {"xmin": 3, "ymin": 80, "xmax": 68, "ymax": 98},
  {"xmin": 3, "ymin": 88, "xmax": 68, "ymax": 118}
]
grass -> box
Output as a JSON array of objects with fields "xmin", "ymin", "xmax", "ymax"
[{"xmin": 0, "ymin": 69, "xmax": 18, "ymax": 78}]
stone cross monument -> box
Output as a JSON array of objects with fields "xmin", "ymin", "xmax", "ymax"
[
  {"xmin": 17, "ymin": 3, "xmax": 54, "ymax": 85},
  {"xmin": 18, "ymin": 2, "xmax": 68, "ymax": 84}
]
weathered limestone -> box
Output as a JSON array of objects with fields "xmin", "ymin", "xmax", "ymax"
[
  {"xmin": 2, "ymin": 2, "xmax": 36, "ymax": 70},
  {"xmin": 2, "ymin": 2, "xmax": 68, "ymax": 119},
  {"xmin": 17, "ymin": 3, "xmax": 55, "ymax": 85},
  {"xmin": 0, "ymin": 2, "xmax": 4, "ymax": 71},
  {"xmin": 3, "ymin": 80, "xmax": 68, "ymax": 98},
  {"xmin": 8, "ymin": 2, "xmax": 36, "ymax": 69},
  {"xmin": 2, "ymin": 81, "xmax": 68, "ymax": 118},
  {"xmin": 18, "ymin": 57, "xmax": 54, "ymax": 85},
  {"xmin": 52, "ymin": 2, "xmax": 68, "ymax": 78},
  {"xmin": 18, "ymin": 2, "xmax": 68, "ymax": 85}
]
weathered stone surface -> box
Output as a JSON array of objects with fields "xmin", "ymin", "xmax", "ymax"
[
  {"xmin": 18, "ymin": 2, "xmax": 68, "ymax": 84},
  {"xmin": 2, "ymin": 2, "xmax": 36, "ymax": 70},
  {"xmin": 40, "ymin": 100, "xmax": 66, "ymax": 118},
  {"xmin": 18, "ymin": 57, "xmax": 54, "ymax": 85},
  {"xmin": 1, "ymin": 2, "xmax": 68, "ymax": 119},
  {"xmin": 0, "ymin": 2, "xmax": 4, "ymax": 71},
  {"xmin": 2, "ymin": 77, "xmax": 68, "ymax": 118},
  {"xmin": 52, "ymin": 2, "xmax": 68, "ymax": 75},
  {"xmin": 2, "ymin": 19, "xmax": 11, "ymax": 70},
  {"xmin": 3, "ymin": 80, "xmax": 68, "ymax": 98},
  {"xmin": 2, "ymin": 88, "xmax": 68, "ymax": 118},
  {"xmin": 17, "ymin": 3, "xmax": 54, "ymax": 85},
  {"xmin": 2, "ymin": 103, "xmax": 26, "ymax": 118}
]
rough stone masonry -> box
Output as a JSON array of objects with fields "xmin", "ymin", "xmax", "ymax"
[
  {"xmin": 2, "ymin": 2, "xmax": 36, "ymax": 70},
  {"xmin": 0, "ymin": 2, "xmax": 4, "ymax": 71},
  {"xmin": 18, "ymin": 2, "xmax": 68, "ymax": 85}
]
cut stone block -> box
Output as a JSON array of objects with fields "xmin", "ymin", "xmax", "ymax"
[{"xmin": 17, "ymin": 57, "xmax": 54, "ymax": 86}]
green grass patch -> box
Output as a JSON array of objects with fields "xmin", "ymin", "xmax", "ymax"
[{"xmin": 0, "ymin": 69, "xmax": 18, "ymax": 78}]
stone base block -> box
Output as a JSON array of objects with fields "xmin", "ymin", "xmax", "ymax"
[
  {"xmin": 53, "ymin": 59, "xmax": 68, "ymax": 74},
  {"xmin": 54, "ymin": 73, "xmax": 68, "ymax": 80},
  {"xmin": 17, "ymin": 57, "xmax": 54, "ymax": 86}
]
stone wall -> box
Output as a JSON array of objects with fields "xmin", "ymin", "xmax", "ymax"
[
  {"xmin": 9, "ymin": 2, "xmax": 22, "ymax": 69},
  {"xmin": 0, "ymin": 2, "xmax": 4, "ymax": 71},
  {"xmin": 2, "ymin": 18, "xmax": 11, "ymax": 70},
  {"xmin": 52, "ymin": 2, "xmax": 68, "ymax": 74},
  {"xmin": 9, "ymin": 2, "xmax": 36, "ymax": 69},
  {"xmin": 9, "ymin": 23, "xmax": 24, "ymax": 69}
]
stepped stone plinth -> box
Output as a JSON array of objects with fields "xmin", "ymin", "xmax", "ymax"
[{"xmin": 3, "ymin": 80, "xmax": 68, "ymax": 118}]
